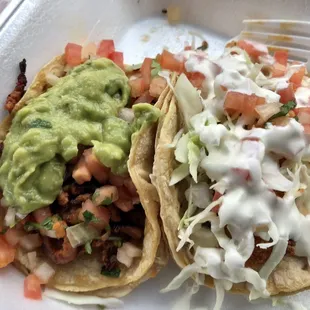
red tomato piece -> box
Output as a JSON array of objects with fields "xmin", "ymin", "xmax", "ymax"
[
  {"xmin": 272, "ymin": 63, "xmax": 286, "ymax": 77},
  {"xmin": 187, "ymin": 72, "xmax": 205, "ymax": 89},
  {"xmin": 97, "ymin": 40, "xmax": 115, "ymax": 58},
  {"xmin": 290, "ymin": 66, "xmax": 306, "ymax": 89},
  {"xmin": 84, "ymin": 149, "xmax": 109, "ymax": 184},
  {"xmin": 231, "ymin": 168, "xmax": 251, "ymax": 181},
  {"xmin": 294, "ymin": 107, "xmax": 310, "ymax": 125},
  {"xmin": 274, "ymin": 50, "xmax": 288, "ymax": 66},
  {"xmin": 114, "ymin": 199, "xmax": 134, "ymax": 212},
  {"xmin": 24, "ymin": 274, "xmax": 42, "ymax": 300},
  {"xmin": 129, "ymin": 78, "xmax": 146, "ymax": 98},
  {"xmin": 212, "ymin": 192, "xmax": 222, "ymax": 213},
  {"xmin": 160, "ymin": 50, "xmax": 184, "ymax": 73},
  {"xmin": 277, "ymin": 83, "xmax": 295, "ymax": 103},
  {"xmin": 109, "ymin": 51, "xmax": 124, "ymax": 68},
  {"xmin": 237, "ymin": 40, "xmax": 268, "ymax": 60},
  {"xmin": 0, "ymin": 236, "xmax": 16, "ymax": 268},
  {"xmin": 140, "ymin": 57, "xmax": 153, "ymax": 88},
  {"xmin": 184, "ymin": 46, "xmax": 192, "ymax": 51},
  {"xmin": 224, "ymin": 91, "xmax": 265, "ymax": 116},
  {"xmin": 65, "ymin": 43, "xmax": 82, "ymax": 67}
]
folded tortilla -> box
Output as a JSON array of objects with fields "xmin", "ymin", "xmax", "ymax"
[
  {"xmin": 0, "ymin": 55, "xmax": 169, "ymax": 296},
  {"xmin": 152, "ymin": 74, "xmax": 310, "ymax": 296}
]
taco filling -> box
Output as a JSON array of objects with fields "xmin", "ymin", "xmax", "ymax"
[
  {"xmin": 153, "ymin": 40, "xmax": 310, "ymax": 307},
  {"xmin": 0, "ymin": 39, "xmax": 167, "ymax": 300}
]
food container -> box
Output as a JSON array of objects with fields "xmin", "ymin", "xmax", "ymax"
[{"xmin": 0, "ymin": 0, "xmax": 310, "ymax": 309}]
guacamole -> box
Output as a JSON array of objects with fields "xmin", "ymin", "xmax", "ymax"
[{"xmin": 0, "ymin": 58, "xmax": 160, "ymax": 215}]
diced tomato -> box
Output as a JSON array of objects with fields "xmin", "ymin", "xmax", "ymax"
[
  {"xmin": 97, "ymin": 40, "xmax": 115, "ymax": 58},
  {"xmin": 114, "ymin": 199, "xmax": 134, "ymax": 212},
  {"xmin": 133, "ymin": 91, "xmax": 155, "ymax": 105},
  {"xmin": 212, "ymin": 192, "xmax": 222, "ymax": 213},
  {"xmin": 123, "ymin": 178, "xmax": 137, "ymax": 196},
  {"xmin": 290, "ymin": 66, "xmax": 306, "ymax": 89},
  {"xmin": 110, "ymin": 51, "xmax": 124, "ymax": 68},
  {"xmin": 64, "ymin": 43, "xmax": 82, "ymax": 67},
  {"xmin": 274, "ymin": 51, "xmax": 288, "ymax": 66},
  {"xmin": 72, "ymin": 156, "xmax": 92, "ymax": 185},
  {"xmin": 184, "ymin": 46, "xmax": 192, "ymax": 51},
  {"xmin": 129, "ymin": 78, "xmax": 146, "ymax": 98},
  {"xmin": 224, "ymin": 91, "xmax": 265, "ymax": 116},
  {"xmin": 0, "ymin": 236, "xmax": 15, "ymax": 268},
  {"xmin": 277, "ymin": 83, "xmax": 295, "ymax": 103},
  {"xmin": 294, "ymin": 107, "xmax": 310, "ymax": 125},
  {"xmin": 84, "ymin": 149, "xmax": 109, "ymax": 184},
  {"xmin": 272, "ymin": 63, "xmax": 286, "ymax": 77},
  {"xmin": 159, "ymin": 50, "xmax": 184, "ymax": 73},
  {"xmin": 79, "ymin": 199, "xmax": 111, "ymax": 230},
  {"xmin": 140, "ymin": 57, "xmax": 153, "ymax": 88},
  {"xmin": 109, "ymin": 172, "xmax": 125, "ymax": 187},
  {"xmin": 237, "ymin": 40, "xmax": 268, "ymax": 60},
  {"xmin": 186, "ymin": 72, "xmax": 205, "ymax": 89},
  {"xmin": 24, "ymin": 274, "xmax": 42, "ymax": 300},
  {"xmin": 118, "ymin": 186, "xmax": 132, "ymax": 200},
  {"xmin": 33, "ymin": 206, "xmax": 52, "ymax": 223},
  {"xmin": 149, "ymin": 76, "xmax": 167, "ymax": 98}
]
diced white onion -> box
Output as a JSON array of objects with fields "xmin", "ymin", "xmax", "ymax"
[
  {"xmin": 81, "ymin": 42, "xmax": 97, "ymax": 60},
  {"xmin": 118, "ymin": 108, "xmax": 135, "ymax": 123},
  {"xmin": 42, "ymin": 229, "xmax": 57, "ymax": 239},
  {"xmin": 117, "ymin": 247, "xmax": 133, "ymax": 268},
  {"xmin": 19, "ymin": 234, "xmax": 42, "ymax": 251},
  {"xmin": 45, "ymin": 73, "xmax": 60, "ymax": 86},
  {"xmin": 66, "ymin": 223, "xmax": 100, "ymax": 248},
  {"xmin": 255, "ymin": 102, "xmax": 282, "ymax": 124},
  {"xmin": 4, "ymin": 208, "xmax": 16, "ymax": 227},
  {"xmin": 122, "ymin": 242, "xmax": 142, "ymax": 258},
  {"xmin": 27, "ymin": 251, "xmax": 37, "ymax": 271},
  {"xmin": 34, "ymin": 262, "xmax": 55, "ymax": 284}
]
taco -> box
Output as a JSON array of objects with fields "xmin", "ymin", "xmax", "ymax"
[
  {"xmin": 0, "ymin": 39, "xmax": 169, "ymax": 299},
  {"xmin": 152, "ymin": 40, "xmax": 310, "ymax": 307}
]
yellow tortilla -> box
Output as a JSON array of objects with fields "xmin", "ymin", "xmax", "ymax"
[
  {"xmin": 152, "ymin": 78, "xmax": 310, "ymax": 296},
  {"xmin": 2, "ymin": 55, "xmax": 168, "ymax": 296}
]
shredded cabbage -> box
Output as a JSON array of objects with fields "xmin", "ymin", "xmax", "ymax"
[
  {"xmin": 174, "ymin": 73, "xmax": 203, "ymax": 129},
  {"xmin": 185, "ymin": 182, "xmax": 211, "ymax": 209},
  {"xmin": 165, "ymin": 128, "xmax": 184, "ymax": 149},
  {"xmin": 44, "ymin": 289, "xmax": 124, "ymax": 309},
  {"xmin": 188, "ymin": 139, "xmax": 201, "ymax": 182},
  {"xmin": 214, "ymin": 280, "xmax": 225, "ymax": 310},
  {"xmin": 175, "ymin": 133, "xmax": 190, "ymax": 163},
  {"xmin": 170, "ymin": 163, "xmax": 190, "ymax": 186}
]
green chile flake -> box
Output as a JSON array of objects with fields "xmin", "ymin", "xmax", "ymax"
[
  {"xmin": 268, "ymin": 101, "xmax": 296, "ymax": 121},
  {"xmin": 101, "ymin": 267, "xmax": 121, "ymax": 278}
]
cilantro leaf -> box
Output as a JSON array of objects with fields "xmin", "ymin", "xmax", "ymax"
[
  {"xmin": 41, "ymin": 217, "xmax": 54, "ymax": 230},
  {"xmin": 101, "ymin": 267, "xmax": 121, "ymax": 278},
  {"xmin": 101, "ymin": 197, "xmax": 113, "ymax": 205},
  {"xmin": 85, "ymin": 241, "xmax": 92, "ymax": 254},
  {"xmin": 29, "ymin": 119, "xmax": 52, "ymax": 129},
  {"xmin": 83, "ymin": 210, "xmax": 99, "ymax": 225},
  {"xmin": 268, "ymin": 101, "xmax": 296, "ymax": 121},
  {"xmin": 24, "ymin": 222, "xmax": 42, "ymax": 232}
]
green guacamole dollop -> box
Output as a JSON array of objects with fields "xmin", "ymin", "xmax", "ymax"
[{"xmin": 0, "ymin": 58, "xmax": 160, "ymax": 215}]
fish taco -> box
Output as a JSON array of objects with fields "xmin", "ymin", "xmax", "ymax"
[
  {"xmin": 152, "ymin": 40, "xmax": 310, "ymax": 307},
  {"xmin": 0, "ymin": 39, "xmax": 169, "ymax": 299}
]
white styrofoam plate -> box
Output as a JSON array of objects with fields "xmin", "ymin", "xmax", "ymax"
[{"xmin": 1, "ymin": 0, "xmax": 310, "ymax": 309}]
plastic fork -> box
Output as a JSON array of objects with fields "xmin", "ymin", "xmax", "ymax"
[{"xmin": 237, "ymin": 19, "xmax": 310, "ymax": 70}]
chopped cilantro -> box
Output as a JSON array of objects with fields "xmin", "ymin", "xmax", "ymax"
[
  {"xmin": 101, "ymin": 267, "xmax": 121, "ymax": 278},
  {"xmin": 268, "ymin": 101, "xmax": 296, "ymax": 121},
  {"xmin": 83, "ymin": 210, "xmax": 99, "ymax": 225},
  {"xmin": 0, "ymin": 228, "xmax": 8, "ymax": 235},
  {"xmin": 41, "ymin": 217, "xmax": 54, "ymax": 230},
  {"xmin": 29, "ymin": 119, "xmax": 52, "ymax": 129},
  {"xmin": 85, "ymin": 241, "xmax": 92, "ymax": 254},
  {"xmin": 105, "ymin": 224, "xmax": 111, "ymax": 232},
  {"xmin": 101, "ymin": 197, "xmax": 113, "ymax": 205},
  {"xmin": 24, "ymin": 216, "xmax": 56, "ymax": 232},
  {"xmin": 294, "ymin": 115, "xmax": 299, "ymax": 122},
  {"xmin": 24, "ymin": 222, "xmax": 42, "ymax": 232}
]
